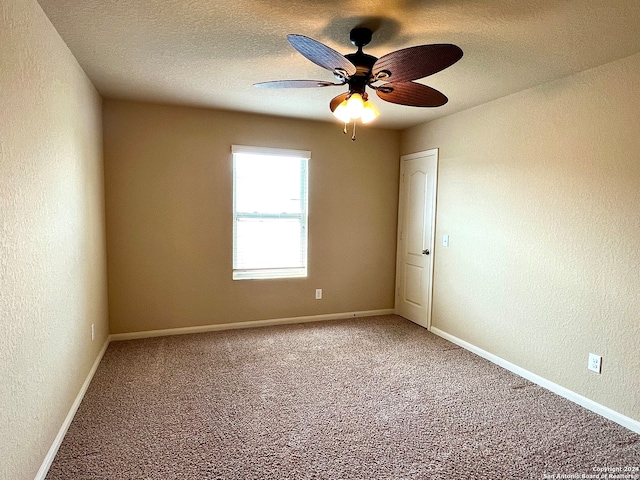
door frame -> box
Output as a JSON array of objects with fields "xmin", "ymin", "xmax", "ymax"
[{"xmin": 394, "ymin": 149, "xmax": 439, "ymax": 330}]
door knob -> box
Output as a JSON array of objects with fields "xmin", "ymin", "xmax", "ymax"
[{"xmin": 423, "ymin": 249, "xmax": 430, "ymax": 255}]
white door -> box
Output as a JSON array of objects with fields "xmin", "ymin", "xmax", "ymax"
[{"xmin": 395, "ymin": 149, "xmax": 438, "ymax": 328}]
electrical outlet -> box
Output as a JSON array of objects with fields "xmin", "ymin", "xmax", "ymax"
[
  {"xmin": 588, "ymin": 353, "xmax": 602, "ymax": 374},
  {"xmin": 315, "ymin": 289, "xmax": 322, "ymax": 300},
  {"xmin": 91, "ymin": 324, "xmax": 95, "ymax": 342}
]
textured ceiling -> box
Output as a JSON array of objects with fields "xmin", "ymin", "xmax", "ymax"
[{"xmin": 37, "ymin": 0, "xmax": 640, "ymax": 129}]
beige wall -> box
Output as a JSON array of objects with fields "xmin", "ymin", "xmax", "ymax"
[
  {"xmin": 0, "ymin": 1, "xmax": 108, "ymax": 479},
  {"xmin": 402, "ymin": 53, "xmax": 640, "ymax": 422},
  {"xmin": 103, "ymin": 100, "xmax": 400, "ymax": 334}
]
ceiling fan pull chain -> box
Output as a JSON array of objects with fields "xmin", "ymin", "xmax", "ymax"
[
  {"xmin": 351, "ymin": 119, "xmax": 357, "ymax": 141},
  {"xmin": 343, "ymin": 121, "xmax": 348, "ymax": 135}
]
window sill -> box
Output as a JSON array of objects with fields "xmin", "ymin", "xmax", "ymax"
[{"xmin": 232, "ymin": 268, "xmax": 307, "ymax": 280}]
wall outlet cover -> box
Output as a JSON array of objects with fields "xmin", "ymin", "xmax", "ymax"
[{"xmin": 588, "ymin": 353, "xmax": 602, "ymax": 374}]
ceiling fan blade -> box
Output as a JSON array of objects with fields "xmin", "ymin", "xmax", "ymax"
[
  {"xmin": 287, "ymin": 34, "xmax": 357, "ymax": 77},
  {"xmin": 372, "ymin": 44, "xmax": 463, "ymax": 83},
  {"xmin": 375, "ymin": 82, "xmax": 448, "ymax": 107},
  {"xmin": 329, "ymin": 92, "xmax": 349, "ymax": 112},
  {"xmin": 254, "ymin": 80, "xmax": 343, "ymax": 89}
]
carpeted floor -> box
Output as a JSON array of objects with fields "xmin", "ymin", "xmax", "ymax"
[{"xmin": 47, "ymin": 315, "xmax": 640, "ymax": 479}]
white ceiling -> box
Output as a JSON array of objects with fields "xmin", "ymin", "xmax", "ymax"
[{"xmin": 37, "ymin": 0, "xmax": 640, "ymax": 129}]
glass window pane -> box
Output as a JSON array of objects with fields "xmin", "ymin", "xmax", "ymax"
[
  {"xmin": 235, "ymin": 154, "xmax": 302, "ymax": 214},
  {"xmin": 235, "ymin": 218, "xmax": 305, "ymax": 270}
]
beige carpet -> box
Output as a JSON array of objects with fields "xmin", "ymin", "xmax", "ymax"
[{"xmin": 46, "ymin": 315, "xmax": 640, "ymax": 479}]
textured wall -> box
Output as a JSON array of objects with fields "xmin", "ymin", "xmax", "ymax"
[
  {"xmin": 0, "ymin": 1, "xmax": 109, "ymax": 479},
  {"xmin": 103, "ymin": 100, "xmax": 400, "ymax": 334},
  {"xmin": 402, "ymin": 53, "xmax": 640, "ymax": 422}
]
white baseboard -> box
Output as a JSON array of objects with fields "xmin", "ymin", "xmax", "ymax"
[
  {"xmin": 35, "ymin": 338, "xmax": 110, "ymax": 480},
  {"xmin": 430, "ymin": 327, "xmax": 640, "ymax": 435},
  {"xmin": 109, "ymin": 309, "xmax": 396, "ymax": 341}
]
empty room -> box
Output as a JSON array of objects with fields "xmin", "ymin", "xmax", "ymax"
[{"xmin": 2, "ymin": 0, "xmax": 640, "ymax": 478}]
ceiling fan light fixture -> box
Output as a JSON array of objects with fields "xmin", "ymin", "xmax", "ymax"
[
  {"xmin": 360, "ymin": 101, "xmax": 379, "ymax": 124},
  {"xmin": 344, "ymin": 93, "xmax": 365, "ymax": 119},
  {"xmin": 332, "ymin": 100, "xmax": 352, "ymax": 123},
  {"xmin": 332, "ymin": 93, "xmax": 379, "ymax": 124}
]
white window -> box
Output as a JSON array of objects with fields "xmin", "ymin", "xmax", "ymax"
[{"xmin": 232, "ymin": 145, "xmax": 309, "ymax": 280}]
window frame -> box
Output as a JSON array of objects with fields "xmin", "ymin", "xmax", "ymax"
[{"xmin": 231, "ymin": 145, "xmax": 310, "ymax": 281}]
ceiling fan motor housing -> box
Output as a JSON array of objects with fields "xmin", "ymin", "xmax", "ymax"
[{"xmin": 344, "ymin": 52, "xmax": 377, "ymax": 95}]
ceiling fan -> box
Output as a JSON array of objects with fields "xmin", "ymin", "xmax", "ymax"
[{"xmin": 255, "ymin": 27, "xmax": 463, "ymax": 140}]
